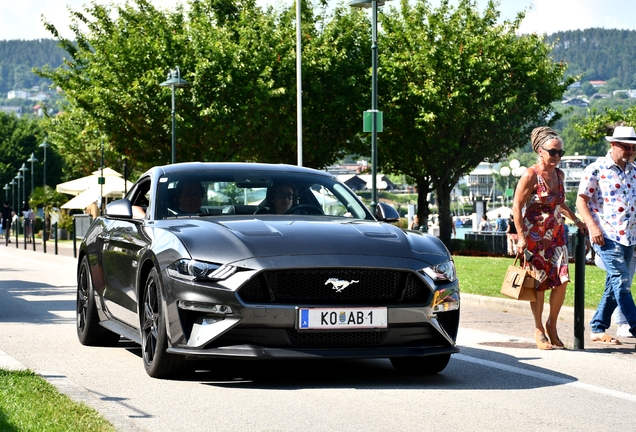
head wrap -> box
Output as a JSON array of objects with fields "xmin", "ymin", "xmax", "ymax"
[{"xmin": 530, "ymin": 126, "xmax": 560, "ymax": 153}]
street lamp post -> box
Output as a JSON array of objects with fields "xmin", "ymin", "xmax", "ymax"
[
  {"xmin": 9, "ymin": 179, "xmax": 15, "ymax": 211},
  {"xmin": 39, "ymin": 140, "xmax": 49, "ymax": 188},
  {"xmin": 159, "ymin": 67, "xmax": 189, "ymax": 164},
  {"xmin": 19, "ymin": 163, "xmax": 28, "ymax": 206},
  {"xmin": 3, "ymin": 184, "xmax": 8, "ymax": 203},
  {"xmin": 16, "ymin": 172, "xmax": 22, "ymax": 236},
  {"xmin": 350, "ymin": 0, "xmax": 386, "ymax": 214},
  {"xmin": 499, "ymin": 166, "xmax": 511, "ymax": 206},
  {"xmin": 16, "ymin": 172, "xmax": 22, "ymax": 210},
  {"xmin": 509, "ymin": 159, "xmax": 526, "ymax": 192},
  {"xmin": 27, "ymin": 153, "xmax": 38, "ymax": 197}
]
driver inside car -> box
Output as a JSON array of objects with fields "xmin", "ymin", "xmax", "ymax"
[
  {"xmin": 174, "ymin": 179, "xmax": 205, "ymax": 214},
  {"xmin": 256, "ymin": 183, "xmax": 298, "ymax": 214}
]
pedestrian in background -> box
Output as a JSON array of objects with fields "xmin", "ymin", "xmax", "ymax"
[
  {"xmin": 513, "ymin": 126, "xmax": 586, "ymax": 350},
  {"xmin": 1, "ymin": 202, "xmax": 11, "ymax": 241},
  {"xmin": 577, "ymin": 125, "xmax": 636, "ymax": 345},
  {"xmin": 506, "ymin": 214, "xmax": 518, "ymax": 255},
  {"xmin": 478, "ymin": 215, "xmax": 492, "ymax": 231},
  {"xmin": 495, "ymin": 213, "xmax": 507, "ymax": 232}
]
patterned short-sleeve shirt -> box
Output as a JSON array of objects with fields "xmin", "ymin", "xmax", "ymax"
[{"xmin": 578, "ymin": 150, "xmax": 636, "ymax": 246}]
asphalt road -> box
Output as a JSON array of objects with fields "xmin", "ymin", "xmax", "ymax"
[{"xmin": 1, "ymin": 243, "xmax": 636, "ymax": 432}]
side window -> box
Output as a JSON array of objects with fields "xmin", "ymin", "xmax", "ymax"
[{"xmin": 130, "ymin": 178, "xmax": 151, "ymax": 219}]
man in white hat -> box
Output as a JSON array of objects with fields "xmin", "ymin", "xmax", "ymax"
[{"xmin": 576, "ymin": 125, "xmax": 636, "ymax": 344}]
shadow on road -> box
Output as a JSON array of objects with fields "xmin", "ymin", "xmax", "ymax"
[
  {"xmin": 111, "ymin": 344, "xmax": 581, "ymax": 391},
  {"xmin": 0, "ymin": 280, "xmax": 75, "ymax": 324}
]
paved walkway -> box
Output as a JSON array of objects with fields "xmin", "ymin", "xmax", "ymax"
[{"xmin": 3, "ymin": 236, "xmax": 76, "ymax": 258}]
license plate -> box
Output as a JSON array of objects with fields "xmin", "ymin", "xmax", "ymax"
[{"xmin": 298, "ymin": 307, "xmax": 387, "ymax": 330}]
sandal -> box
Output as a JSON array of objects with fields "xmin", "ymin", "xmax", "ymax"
[
  {"xmin": 535, "ymin": 331, "xmax": 553, "ymax": 350},
  {"xmin": 546, "ymin": 323, "xmax": 565, "ymax": 349},
  {"xmin": 590, "ymin": 333, "xmax": 621, "ymax": 345}
]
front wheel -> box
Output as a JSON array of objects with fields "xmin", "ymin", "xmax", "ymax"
[
  {"xmin": 390, "ymin": 354, "xmax": 452, "ymax": 375},
  {"xmin": 140, "ymin": 267, "xmax": 184, "ymax": 378},
  {"xmin": 76, "ymin": 256, "xmax": 120, "ymax": 346}
]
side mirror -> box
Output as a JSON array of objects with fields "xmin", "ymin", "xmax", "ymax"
[
  {"xmin": 375, "ymin": 202, "xmax": 400, "ymax": 222},
  {"xmin": 105, "ymin": 198, "xmax": 133, "ymax": 219}
]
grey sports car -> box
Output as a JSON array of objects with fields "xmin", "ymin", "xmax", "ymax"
[{"xmin": 76, "ymin": 162, "xmax": 460, "ymax": 378}]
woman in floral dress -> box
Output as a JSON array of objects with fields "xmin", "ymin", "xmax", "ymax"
[{"xmin": 513, "ymin": 127, "xmax": 587, "ymax": 350}]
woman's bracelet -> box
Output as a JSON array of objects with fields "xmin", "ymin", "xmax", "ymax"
[{"xmin": 573, "ymin": 217, "xmax": 582, "ymax": 224}]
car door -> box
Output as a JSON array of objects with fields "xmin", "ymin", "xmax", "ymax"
[{"xmin": 101, "ymin": 178, "xmax": 152, "ymax": 329}]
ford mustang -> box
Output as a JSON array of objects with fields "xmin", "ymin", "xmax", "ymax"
[{"xmin": 76, "ymin": 162, "xmax": 460, "ymax": 378}]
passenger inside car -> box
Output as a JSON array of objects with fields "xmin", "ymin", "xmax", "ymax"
[{"xmin": 255, "ymin": 183, "xmax": 298, "ymax": 214}]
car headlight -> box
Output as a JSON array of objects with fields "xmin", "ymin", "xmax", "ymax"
[
  {"xmin": 421, "ymin": 260, "xmax": 457, "ymax": 283},
  {"xmin": 167, "ymin": 259, "xmax": 237, "ymax": 281}
]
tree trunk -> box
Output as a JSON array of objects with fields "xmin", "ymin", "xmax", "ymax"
[
  {"xmin": 415, "ymin": 177, "xmax": 432, "ymax": 230},
  {"xmin": 436, "ymin": 182, "xmax": 453, "ymax": 251}
]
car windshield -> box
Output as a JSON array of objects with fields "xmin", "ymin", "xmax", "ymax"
[{"xmin": 154, "ymin": 170, "xmax": 371, "ymax": 220}]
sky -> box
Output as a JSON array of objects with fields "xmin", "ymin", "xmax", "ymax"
[{"xmin": 2, "ymin": 0, "xmax": 636, "ymax": 40}]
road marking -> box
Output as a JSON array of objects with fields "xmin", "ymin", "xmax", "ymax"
[{"xmin": 455, "ymin": 353, "xmax": 636, "ymax": 403}]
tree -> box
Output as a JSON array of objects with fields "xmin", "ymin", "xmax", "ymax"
[
  {"xmin": 0, "ymin": 112, "xmax": 64, "ymax": 200},
  {"xmin": 37, "ymin": 0, "xmax": 371, "ymax": 175},
  {"xmin": 378, "ymin": 0, "xmax": 571, "ymax": 249},
  {"xmin": 576, "ymin": 105, "xmax": 636, "ymax": 143}
]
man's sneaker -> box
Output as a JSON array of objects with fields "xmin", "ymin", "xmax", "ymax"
[{"xmin": 616, "ymin": 324, "xmax": 634, "ymax": 338}]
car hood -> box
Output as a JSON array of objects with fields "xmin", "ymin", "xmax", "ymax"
[{"xmin": 156, "ymin": 216, "xmax": 450, "ymax": 267}]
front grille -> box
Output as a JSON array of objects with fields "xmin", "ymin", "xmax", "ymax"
[
  {"xmin": 286, "ymin": 329, "xmax": 386, "ymax": 346},
  {"xmin": 237, "ymin": 268, "xmax": 431, "ymax": 305}
]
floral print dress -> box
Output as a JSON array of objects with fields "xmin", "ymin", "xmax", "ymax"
[{"xmin": 522, "ymin": 167, "xmax": 569, "ymax": 290}]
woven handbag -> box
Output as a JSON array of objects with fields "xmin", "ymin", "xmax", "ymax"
[{"xmin": 500, "ymin": 254, "xmax": 537, "ymax": 301}]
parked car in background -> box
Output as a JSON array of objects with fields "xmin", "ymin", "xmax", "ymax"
[{"xmin": 76, "ymin": 162, "xmax": 460, "ymax": 378}]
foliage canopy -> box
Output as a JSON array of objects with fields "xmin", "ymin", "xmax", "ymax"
[
  {"xmin": 37, "ymin": 0, "xmax": 371, "ymax": 177},
  {"xmin": 378, "ymin": 0, "xmax": 571, "ymax": 247}
]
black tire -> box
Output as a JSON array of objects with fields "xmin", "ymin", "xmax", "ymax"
[
  {"xmin": 140, "ymin": 267, "xmax": 184, "ymax": 378},
  {"xmin": 390, "ymin": 354, "xmax": 452, "ymax": 375},
  {"xmin": 76, "ymin": 256, "xmax": 120, "ymax": 346}
]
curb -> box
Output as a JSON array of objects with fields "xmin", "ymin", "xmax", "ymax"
[{"xmin": 0, "ymin": 349, "xmax": 149, "ymax": 432}]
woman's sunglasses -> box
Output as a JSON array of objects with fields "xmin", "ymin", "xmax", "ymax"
[{"xmin": 541, "ymin": 146, "xmax": 565, "ymax": 158}]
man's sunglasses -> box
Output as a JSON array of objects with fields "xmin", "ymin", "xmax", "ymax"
[
  {"xmin": 541, "ymin": 146, "xmax": 565, "ymax": 158},
  {"xmin": 614, "ymin": 142, "xmax": 636, "ymax": 152}
]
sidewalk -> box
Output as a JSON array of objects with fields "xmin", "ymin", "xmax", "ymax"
[
  {"xmin": 3, "ymin": 236, "xmax": 76, "ymax": 258},
  {"xmin": 461, "ymin": 293, "xmax": 636, "ymax": 353}
]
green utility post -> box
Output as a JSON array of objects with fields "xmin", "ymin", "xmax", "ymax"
[{"xmin": 350, "ymin": 0, "xmax": 387, "ymax": 215}]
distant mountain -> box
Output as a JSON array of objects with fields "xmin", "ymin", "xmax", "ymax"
[
  {"xmin": 547, "ymin": 28, "xmax": 636, "ymax": 88},
  {"xmin": 0, "ymin": 39, "xmax": 66, "ymax": 95}
]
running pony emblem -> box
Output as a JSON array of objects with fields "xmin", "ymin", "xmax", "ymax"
[{"xmin": 325, "ymin": 278, "xmax": 359, "ymax": 293}]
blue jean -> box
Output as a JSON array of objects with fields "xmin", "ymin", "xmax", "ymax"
[{"xmin": 591, "ymin": 239, "xmax": 636, "ymax": 336}]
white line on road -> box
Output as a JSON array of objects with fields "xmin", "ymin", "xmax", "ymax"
[{"xmin": 455, "ymin": 353, "xmax": 636, "ymax": 403}]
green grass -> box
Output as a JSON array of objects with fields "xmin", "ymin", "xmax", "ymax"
[
  {"xmin": 453, "ymin": 255, "xmax": 614, "ymax": 310},
  {"xmin": 0, "ymin": 369, "xmax": 115, "ymax": 432}
]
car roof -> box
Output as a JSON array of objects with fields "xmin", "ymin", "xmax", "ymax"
[{"xmin": 142, "ymin": 162, "xmax": 335, "ymax": 179}]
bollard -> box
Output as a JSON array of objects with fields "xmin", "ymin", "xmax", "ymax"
[
  {"xmin": 72, "ymin": 217, "xmax": 77, "ymax": 258},
  {"xmin": 54, "ymin": 222, "xmax": 58, "ymax": 255},
  {"xmin": 574, "ymin": 230, "xmax": 587, "ymax": 349}
]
